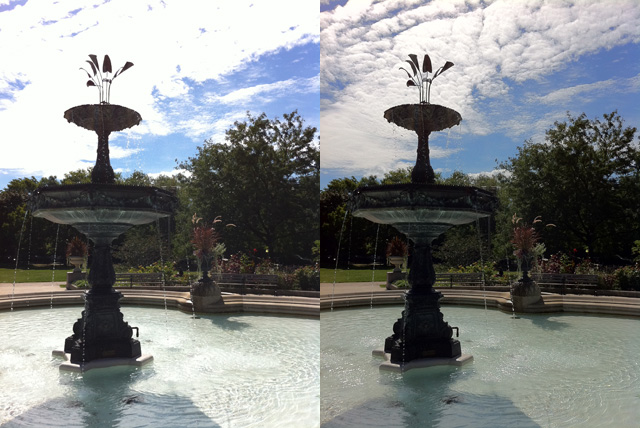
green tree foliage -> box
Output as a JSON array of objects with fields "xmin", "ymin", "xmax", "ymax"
[
  {"xmin": 499, "ymin": 111, "xmax": 640, "ymax": 261},
  {"xmin": 0, "ymin": 176, "xmax": 75, "ymax": 266},
  {"xmin": 179, "ymin": 111, "xmax": 319, "ymax": 264},
  {"xmin": 112, "ymin": 173, "xmax": 182, "ymax": 268},
  {"xmin": 0, "ymin": 170, "xmax": 180, "ymax": 270}
]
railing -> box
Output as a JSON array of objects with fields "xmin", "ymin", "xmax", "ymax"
[
  {"xmin": 435, "ymin": 273, "xmax": 483, "ymax": 288},
  {"xmin": 531, "ymin": 273, "xmax": 599, "ymax": 293},
  {"xmin": 433, "ymin": 272, "xmax": 599, "ymax": 292},
  {"xmin": 115, "ymin": 272, "xmax": 164, "ymax": 288},
  {"xmin": 212, "ymin": 273, "xmax": 279, "ymax": 288}
]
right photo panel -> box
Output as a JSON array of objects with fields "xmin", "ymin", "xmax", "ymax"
[{"xmin": 320, "ymin": 1, "xmax": 640, "ymax": 427}]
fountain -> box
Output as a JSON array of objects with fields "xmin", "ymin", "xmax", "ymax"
[
  {"xmin": 28, "ymin": 55, "xmax": 177, "ymax": 369},
  {"xmin": 350, "ymin": 54, "xmax": 497, "ymax": 370}
]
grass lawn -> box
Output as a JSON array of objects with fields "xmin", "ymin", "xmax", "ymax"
[
  {"xmin": 320, "ymin": 267, "xmax": 391, "ymax": 283},
  {"xmin": 0, "ymin": 267, "xmax": 69, "ymax": 283}
]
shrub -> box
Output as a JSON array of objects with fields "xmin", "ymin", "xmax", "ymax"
[
  {"xmin": 613, "ymin": 265, "xmax": 640, "ymax": 291},
  {"xmin": 294, "ymin": 266, "xmax": 319, "ymax": 291},
  {"xmin": 391, "ymin": 279, "xmax": 410, "ymax": 288},
  {"xmin": 277, "ymin": 271, "xmax": 296, "ymax": 290},
  {"xmin": 541, "ymin": 252, "xmax": 574, "ymax": 274},
  {"xmin": 574, "ymin": 258, "xmax": 599, "ymax": 275},
  {"xmin": 71, "ymin": 279, "xmax": 90, "ymax": 289},
  {"xmin": 128, "ymin": 261, "xmax": 177, "ymax": 282},
  {"xmin": 450, "ymin": 261, "xmax": 497, "ymax": 278},
  {"xmin": 255, "ymin": 258, "xmax": 278, "ymax": 275},
  {"xmin": 222, "ymin": 252, "xmax": 255, "ymax": 274}
]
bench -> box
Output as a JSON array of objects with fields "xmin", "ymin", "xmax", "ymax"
[
  {"xmin": 531, "ymin": 273, "xmax": 599, "ymax": 292},
  {"xmin": 115, "ymin": 272, "xmax": 165, "ymax": 288},
  {"xmin": 212, "ymin": 273, "xmax": 279, "ymax": 289},
  {"xmin": 435, "ymin": 273, "xmax": 484, "ymax": 287}
]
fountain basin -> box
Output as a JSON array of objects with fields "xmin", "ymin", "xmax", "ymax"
[
  {"xmin": 30, "ymin": 184, "xmax": 176, "ymax": 241},
  {"xmin": 64, "ymin": 104, "xmax": 142, "ymax": 133},
  {"xmin": 0, "ymin": 306, "xmax": 319, "ymax": 427},
  {"xmin": 351, "ymin": 183, "xmax": 496, "ymax": 241},
  {"xmin": 321, "ymin": 305, "xmax": 639, "ymax": 427}
]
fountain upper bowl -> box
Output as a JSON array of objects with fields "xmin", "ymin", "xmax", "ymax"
[
  {"xmin": 64, "ymin": 104, "xmax": 142, "ymax": 133},
  {"xmin": 383, "ymin": 104, "xmax": 462, "ymax": 133}
]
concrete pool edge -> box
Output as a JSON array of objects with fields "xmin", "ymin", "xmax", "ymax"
[
  {"xmin": 0, "ymin": 282, "xmax": 319, "ymax": 318},
  {"xmin": 320, "ymin": 282, "xmax": 640, "ymax": 318}
]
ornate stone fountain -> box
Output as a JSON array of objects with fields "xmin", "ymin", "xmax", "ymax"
[
  {"xmin": 351, "ymin": 54, "xmax": 497, "ymax": 370},
  {"xmin": 29, "ymin": 55, "xmax": 177, "ymax": 369}
]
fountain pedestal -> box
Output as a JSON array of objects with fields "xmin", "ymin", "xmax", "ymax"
[
  {"xmin": 31, "ymin": 183, "xmax": 176, "ymax": 367},
  {"xmin": 511, "ymin": 275, "xmax": 543, "ymax": 312},
  {"xmin": 65, "ymin": 290, "xmax": 141, "ymax": 363},
  {"xmin": 385, "ymin": 290, "xmax": 461, "ymax": 363}
]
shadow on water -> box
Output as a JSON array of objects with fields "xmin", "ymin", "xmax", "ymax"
[
  {"xmin": 323, "ymin": 366, "xmax": 542, "ymax": 428},
  {"xmin": 199, "ymin": 314, "xmax": 252, "ymax": 331},
  {"xmin": 518, "ymin": 314, "xmax": 571, "ymax": 331},
  {"xmin": 2, "ymin": 366, "xmax": 222, "ymax": 428}
]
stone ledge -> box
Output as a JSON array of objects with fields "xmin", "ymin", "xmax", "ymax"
[
  {"xmin": 53, "ymin": 350, "xmax": 153, "ymax": 372},
  {"xmin": 372, "ymin": 348, "xmax": 473, "ymax": 373},
  {"xmin": 0, "ymin": 288, "xmax": 319, "ymax": 318},
  {"xmin": 321, "ymin": 285, "xmax": 640, "ymax": 317}
]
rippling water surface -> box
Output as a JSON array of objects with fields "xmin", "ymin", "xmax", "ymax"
[
  {"xmin": 321, "ymin": 305, "xmax": 640, "ymax": 427},
  {"xmin": 0, "ymin": 307, "xmax": 319, "ymax": 427}
]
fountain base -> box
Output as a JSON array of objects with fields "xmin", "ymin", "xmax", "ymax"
[
  {"xmin": 373, "ymin": 349, "xmax": 473, "ymax": 373},
  {"xmin": 384, "ymin": 291, "xmax": 462, "ymax": 363},
  {"xmin": 53, "ymin": 350, "xmax": 153, "ymax": 372},
  {"xmin": 64, "ymin": 290, "xmax": 142, "ymax": 364}
]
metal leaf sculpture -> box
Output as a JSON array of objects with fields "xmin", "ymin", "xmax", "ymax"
[
  {"xmin": 399, "ymin": 54, "xmax": 454, "ymax": 104},
  {"xmin": 80, "ymin": 54, "xmax": 134, "ymax": 104},
  {"xmin": 422, "ymin": 54, "xmax": 432, "ymax": 73},
  {"xmin": 102, "ymin": 55, "xmax": 112, "ymax": 74}
]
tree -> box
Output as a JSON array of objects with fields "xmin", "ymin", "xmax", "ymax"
[
  {"xmin": 499, "ymin": 111, "xmax": 640, "ymax": 261},
  {"xmin": 179, "ymin": 111, "xmax": 319, "ymax": 264},
  {"xmin": 0, "ymin": 176, "xmax": 75, "ymax": 266}
]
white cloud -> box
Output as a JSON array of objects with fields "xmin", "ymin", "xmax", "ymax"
[
  {"xmin": 0, "ymin": 0, "xmax": 319, "ymax": 179},
  {"xmin": 321, "ymin": 0, "xmax": 640, "ymax": 177},
  {"xmin": 206, "ymin": 76, "xmax": 319, "ymax": 106},
  {"xmin": 469, "ymin": 168, "xmax": 512, "ymax": 180},
  {"xmin": 148, "ymin": 168, "xmax": 191, "ymax": 179},
  {"xmin": 531, "ymin": 73, "xmax": 640, "ymax": 105}
]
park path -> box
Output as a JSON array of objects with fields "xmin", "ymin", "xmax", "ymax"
[
  {"xmin": 320, "ymin": 281, "xmax": 387, "ymax": 297},
  {"xmin": 0, "ymin": 282, "xmax": 67, "ymax": 296}
]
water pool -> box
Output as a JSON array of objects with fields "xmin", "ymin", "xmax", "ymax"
[
  {"xmin": 321, "ymin": 305, "xmax": 639, "ymax": 427},
  {"xmin": 1, "ymin": 306, "xmax": 319, "ymax": 427}
]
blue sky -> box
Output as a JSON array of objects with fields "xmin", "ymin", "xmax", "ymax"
[
  {"xmin": 0, "ymin": 0, "xmax": 319, "ymax": 189},
  {"xmin": 320, "ymin": 0, "xmax": 640, "ymax": 188}
]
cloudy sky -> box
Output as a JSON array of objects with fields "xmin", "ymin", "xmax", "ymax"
[
  {"xmin": 320, "ymin": 0, "xmax": 640, "ymax": 187},
  {"xmin": 0, "ymin": 0, "xmax": 319, "ymax": 189}
]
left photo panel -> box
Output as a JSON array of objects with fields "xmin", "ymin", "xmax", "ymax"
[{"xmin": 0, "ymin": 1, "xmax": 320, "ymax": 427}]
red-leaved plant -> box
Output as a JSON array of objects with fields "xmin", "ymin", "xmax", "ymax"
[{"xmin": 511, "ymin": 214, "xmax": 555, "ymax": 275}]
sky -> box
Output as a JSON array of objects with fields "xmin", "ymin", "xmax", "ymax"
[
  {"xmin": 320, "ymin": 0, "xmax": 640, "ymax": 188},
  {"xmin": 0, "ymin": 0, "xmax": 319, "ymax": 190}
]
